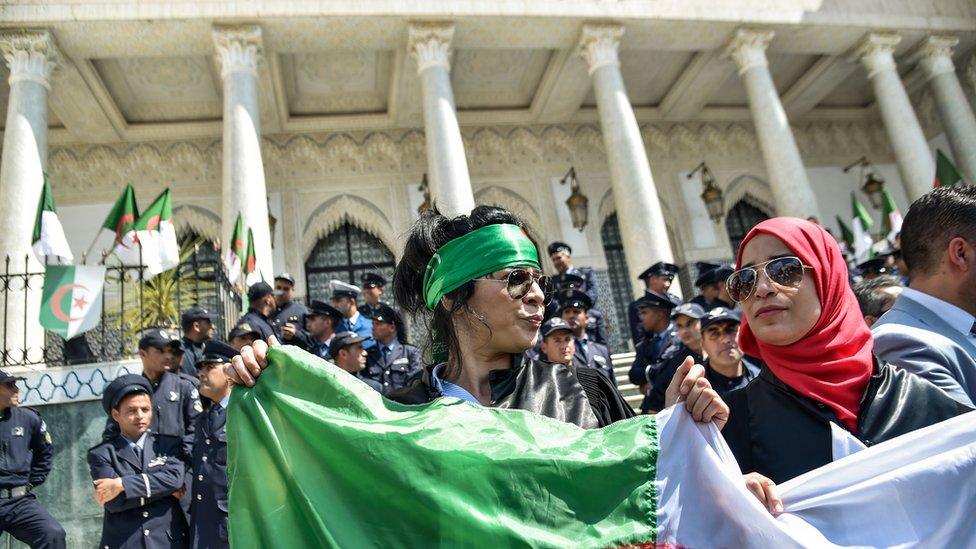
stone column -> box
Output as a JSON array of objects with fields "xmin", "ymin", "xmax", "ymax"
[
  {"xmin": 213, "ymin": 25, "xmax": 273, "ymax": 282},
  {"xmin": 577, "ymin": 24, "xmax": 678, "ymax": 295},
  {"xmin": 918, "ymin": 36, "xmax": 976, "ymax": 185},
  {"xmin": 854, "ymin": 33, "xmax": 934, "ymax": 200},
  {"xmin": 0, "ymin": 30, "xmax": 58, "ymax": 364},
  {"xmin": 408, "ymin": 23, "xmax": 475, "ymax": 218},
  {"xmin": 725, "ymin": 29, "xmax": 820, "ymax": 219}
]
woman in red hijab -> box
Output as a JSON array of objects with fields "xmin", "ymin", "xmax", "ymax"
[{"xmin": 721, "ymin": 217, "xmax": 970, "ymax": 483}]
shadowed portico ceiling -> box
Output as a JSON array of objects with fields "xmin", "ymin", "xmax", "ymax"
[{"xmin": 1, "ymin": 3, "xmax": 974, "ymax": 143}]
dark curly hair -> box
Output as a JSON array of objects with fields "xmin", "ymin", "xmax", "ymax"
[{"xmin": 393, "ymin": 205, "xmax": 534, "ymax": 378}]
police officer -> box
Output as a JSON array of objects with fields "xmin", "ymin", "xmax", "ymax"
[
  {"xmin": 190, "ymin": 341, "xmax": 239, "ymax": 549},
  {"xmin": 363, "ymin": 305, "xmax": 422, "ymax": 395},
  {"xmin": 227, "ymin": 324, "xmax": 260, "ymax": 352},
  {"xmin": 271, "ymin": 273, "xmax": 313, "ymax": 351},
  {"xmin": 558, "ymin": 289, "xmax": 615, "ymax": 384},
  {"xmin": 235, "ymin": 282, "xmax": 277, "ymax": 342},
  {"xmin": 689, "ymin": 263, "xmax": 735, "ymax": 310},
  {"xmin": 642, "ymin": 303, "xmax": 706, "ymax": 413},
  {"xmin": 103, "ymin": 329, "xmax": 203, "ymax": 461},
  {"xmin": 549, "ymin": 273, "xmax": 608, "ymax": 345},
  {"xmin": 0, "ymin": 370, "xmax": 65, "ymax": 549},
  {"xmin": 856, "ymin": 257, "xmax": 890, "ymax": 281},
  {"xmin": 330, "ymin": 281, "xmax": 375, "ymax": 350},
  {"xmin": 627, "ymin": 262, "xmax": 681, "ymax": 346},
  {"xmin": 329, "ymin": 332, "xmax": 382, "ymax": 392},
  {"xmin": 179, "ymin": 306, "xmax": 214, "ymax": 378},
  {"xmin": 306, "ymin": 300, "xmax": 344, "ymax": 360},
  {"xmin": 627, "ymin": 291, "xmax": 680, "ymax": 398},
  {"xmin": 537, "ymin": 318, "xmax": 576, "ymax": 366},
  {"xmin": 88, "ymin": 375, "xmax": 187, "ymax": 548},
  {"xmin": 360, "ymin": 272, "xmax": 409, "ymax": 344},
  {"xmin": 547, "ymin": 242, "xmax": 599, "ymax": 306}
]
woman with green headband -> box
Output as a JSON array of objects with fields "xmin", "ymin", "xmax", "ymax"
[{"xmin": 227, "ymin": 206, "xmax": 732, "ymax": 432}]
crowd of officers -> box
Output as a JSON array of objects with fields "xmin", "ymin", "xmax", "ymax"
[{"xmin": 0, "ymin": 238, "xmax": 906, "ymax": 549}]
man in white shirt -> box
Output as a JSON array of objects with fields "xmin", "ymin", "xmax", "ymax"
[{"xmin": 873, "ymin": 186, "xmax": 976, "ymax": 407}]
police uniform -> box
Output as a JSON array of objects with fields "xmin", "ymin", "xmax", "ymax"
[
  {"xmin": 547, "ymin": 242, "xmax": 600, "ymax": 307},
  {"xmin": 627, "ymin": 291, "xmax": 680, "ymax": 390},
  {"xmin": 271, "ymin": 273, "xmax": 314, "ymax": 351},
  {"xmin": 689, "ymin": 264, "xmax": 735, "ymax": 311},
  {"xmin": 362, "ymin": 305, "xmax": 422, "ymax": 395},
  {"xmin": 627, "ymin": 262, "xmax": 681, "ymax": 346},
  {"xmin": 0, "ymin": 371, "xmax": 65, "ymax": 549},
  {"xmin": 549, "ymin": 273, "xmax": 607, "ymax": 345},
  {"xmin": 640, "ymin": 303, "xmax": 707, "ymax": 412},
  {"xmin": 331, "ymin": 281, "xmax": 376, "ymax": 350},
  {"xmin": 306, "ymin": 301, "xmax": 344, "ymax": 361},
  {"xmin": 557, "ymin": 290, "xmax": 615, "ymax": 384},
  {"xmin": 856, "ymin": 257, "xmax": 890, "ymax": 280},
  {"xmin": 234, "ymin": 282, "xmax": 277, "ymax": 342},
  {"xmin": 360, "ymin": 273, "xmax": 410, "ymax": 345},
  {"xmin": 179, "ymin": 306, "xmax": 214, "ymax": 378},
  {"xmin": 88, "ymin": 375, "xmax": 188, "ymax": 549},
  {"xmin": 328, "ymin": 332, "xmax": 384, "ymax": 392},
  {"xmin": 189, "ymin": 342, "xmax": 239, "ymax": 549}
]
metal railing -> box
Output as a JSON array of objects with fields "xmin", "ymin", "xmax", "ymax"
[{"xmin": 1, "ymin": 252, "xmax": 242, "ymax": 368}]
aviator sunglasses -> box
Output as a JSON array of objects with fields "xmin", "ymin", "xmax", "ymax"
[
  {"xmin": 480, "ymin": 269, "xmax": 554, "ymax": 304},
  {"xmin": 726, "ymin": 256, "xmax": 812, "ymax": 303}
]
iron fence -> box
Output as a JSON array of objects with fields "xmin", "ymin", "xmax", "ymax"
[{"xmin": 1, "ymin": 252, "xmax": 242, "ymax": 368}]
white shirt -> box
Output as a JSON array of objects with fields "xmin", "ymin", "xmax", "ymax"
[{"xmin": 901, "ymin": 287, "xmax": 976, "ymax": 339}]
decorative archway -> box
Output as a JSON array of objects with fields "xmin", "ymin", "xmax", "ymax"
[
  {"xmin": 173, "ymin": 204, "xmax": 221, "ymax": 245},
  {"xmin": 725, "ymin": 199, "xmax": 772, "ymax": 257},
  {"xmin": 304, "ymin": 223, "xmax": 396, "ymax": 303},
  {"xmin": 474, "ymin": 185, "xmax": 543, "ymax": 238},
  {"xmin": 302, "ymin": 194, "xmax": 396, "ymax": 261}
]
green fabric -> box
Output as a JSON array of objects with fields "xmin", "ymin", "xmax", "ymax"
[
  {"xmin": 32, "ymin": 175, "xmax": 56, "ymax": 244},
  {"xmin": 422, "ymin": 223, "xmax": 540, "ymax": 310},
  {"xmin": 227, "ymin": 346, "xmax": 659, "ymax": 548},
  {"xmin": 134, "ymin": 188, "xmax": 171, "ymax": 231},
  {"xmin": 880, "ymin": 189, "xmax": 900, "ymax": 237},
  {"xmin": 230, "ymin": 213, "xmax": 245, "ymax": 261},
  {"xmin": 835, "ymin": 215, "xmax": 854, "ymax": 245},
  {"xmin": 101, "ymin": 184, "xmax": 139, "ymax": 237},
  {"xmin": 851, "ymin": 192, "xmax": 873, "ymax": 230},
  {"xmin": 935, "ymin": 149, "xmax": 963, "ymax": 188}
]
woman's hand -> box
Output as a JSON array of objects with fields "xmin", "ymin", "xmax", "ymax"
[
  {"xmin": 743, "ymin": 472, "xmax": 783, "ymax": 515},
  {"xmin": 225, "ymin": 336, "xmax": 279, "ymax": 386},
  {"xmin": 664, "ymin": 356, "xmax": 730, "ymax": 430}
]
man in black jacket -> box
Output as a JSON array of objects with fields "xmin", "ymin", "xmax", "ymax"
[
  {"xmin": 559, "ymin": 289, "xmax": 614, "ymax": 384},
  {"xmin": 179, "ymin": 306, "xmax": 214, "ymax": 377},
  {"xmin": 235, "ymin": 282, "xmax": 277, "ymax": 341},
  {"xmin": 272, "ymin": 273, "xmax": 314, "ymax": 351}
]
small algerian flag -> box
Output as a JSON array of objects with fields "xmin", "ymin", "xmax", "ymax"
[
  {"xmin": 40, "ymin": 265, "xmax": 105, "ymax": 339},
  {"xmin": 97, "ymin": 184, "xmax": 140, "ymax": 265},
  {"xmin": 32, "ymin": 175, "xmax": 73, "ymax": 263},
  {"xmin": 835, "ymin": 215, "xmax": 854, "ymax": 246},
  {"xmin": 934, "ymin": 149, "xmax": 963, "ymax": 188},
  {"xmin": 227, "ymin": 347, "xmax": 976, "ymax": 548},
  {"xmin": 135, "ymin": 189, "xmax": 180, "ymax": 276},
  {"xmin": 224, "ymin": 213, "xmax": 245, "ymax": 284},
  {"xmin": 880, "ymin": 189, "xmax": 903, "ymax": 243},
  {"xmin": 243, "ymin": 227, "xmax": 261, "ymax": 286},
  {"xmin": 851, "ymin": 192, "xmax": 874, "ymax": 264}
]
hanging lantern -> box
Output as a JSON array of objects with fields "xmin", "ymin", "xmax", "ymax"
[
  {"xmin": 560, "ymin": 167, "xmax": 589, "ymax": 231},
  {"xmin": 688, "ymin": 162, "xmax": 724, "ymax": 222},
  {"xmin": 843, "ymin": 156, "xmax": 886, "ymax": 209}
]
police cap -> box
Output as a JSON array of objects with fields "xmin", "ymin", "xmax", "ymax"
[
  {"xmin": 638, "ymin": 262, "xmax": 680, "ymax": 280},
  {"xmin": 557, "ymin": 289, "xmax": 592, "ymax": 311},
  {"xmin": 328, "ymin": 331, "xmax": 372, "ymax": 359},
  {"xmin": 102, "ymin": 374, "xmax": 153, "ymax": 415}
]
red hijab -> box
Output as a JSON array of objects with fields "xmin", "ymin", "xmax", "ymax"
[{"xmin": 735, "ymin": 217, "xmax": 873, "ymax": 432}]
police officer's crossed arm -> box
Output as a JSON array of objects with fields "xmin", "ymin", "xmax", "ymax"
[
  {"xmin": 88, "ymin": 452, "xmax": 186, "ymax": 512},
  {"xmin": 27, "ymin": 413, "xmax": 54, "ymax": 489},
  {"xmin": 181, "ymin": 382, "xmax": 203, "ymax": 461}
]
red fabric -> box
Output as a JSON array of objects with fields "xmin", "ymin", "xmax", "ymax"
[{"xmin": 735, "ymin": 217, "xmax": 873, "ymax": 432}]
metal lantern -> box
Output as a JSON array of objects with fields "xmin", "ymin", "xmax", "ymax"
[
  {"xmin": 843, "ymin": 157, "xmax": 886, "ymax": 209},
  {"xmin": 560, "ymin": 167, "xmax": 589, "ymax": 231},
  {"xmin": 688, "ymin": 162, "xmax": 724, "ymax": 222}
]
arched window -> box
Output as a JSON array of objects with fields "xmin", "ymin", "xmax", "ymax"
[
  {"xmin": 600, "ymin": 214, "xmax": 632, "ymax": 351},
  {"xmin": 304, "ymin": 223, "xmax": 395, "ymax": 302},
  {"xmin": 725, "ymin": 200, "xmax": 771, "ymax": 257}
]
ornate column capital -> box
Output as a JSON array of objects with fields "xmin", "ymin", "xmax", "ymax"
[
  {"xmin": 723, "ymin": 28, "xmax": 774, "ymax": 76},
  {"xmin": 212, "ymin": 24, "xmax": 263, "ymax": 79},
  {"xmin": 576, "ymin": 23, "xmax": 623, "ymax": 76},
  {"xmin": 916, "ymin": 35, "xmax": 959, "ymax": 78},
  {"xmin": 408, "ymin": 22, "xmax": 454, "ymax": 75},
  {"xmin": 852, "ymin": 33, "xmax": 901, "ymax": 79},
  {"xmin": 0, "ymin": 30, "xmax": 60, "ymax": 90}
]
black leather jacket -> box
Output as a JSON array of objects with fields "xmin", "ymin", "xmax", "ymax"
[
  {"xmin": 722, "ymin": 361, "xmax": 972, "ymax": 483},
  {"xmin": 388, "ymin": 356, "xmax": 634, "ymax": 428}
]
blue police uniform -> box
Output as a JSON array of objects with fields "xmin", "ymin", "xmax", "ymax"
[
  {"xmin": 627, "ymin": 325, "xmax": 676, "ymax": 389},
  {"xmin": 363, "ymin": 341, "xmax": 423, "ymax": 395},
  {"xmin": 88, "ymin": 433, "xmax": 187, "ymax": 548},
  {"xmin": 0, "ymin": 402, "xmax": 65, "ymax": 549},
  {"xmin": 190, "ymin": 396, "xmax": 229, "ymax": 549},
  {"xmin": 338, "ymin": 312, "xmax": 375, "ymax": 350},
  {"xmin": 572, "ymin": 337, "xmax": 615, "ymax": 386},
  {"xmin": 553, "ymin": 266, "xmax": 599, "ymax": 307}
]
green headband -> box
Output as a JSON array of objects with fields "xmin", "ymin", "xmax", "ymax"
[{"xmin": 422, "ymin": 223, "xmax": 540, "ymax": 310}]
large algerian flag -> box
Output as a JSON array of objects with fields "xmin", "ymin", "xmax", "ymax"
[
  {"xmin": 227, "ymin": 347, "xmax": 976, "ymax": 548},
  {"xmin": 32, "ymin": 175, "xmax": 73, "ymax": 263},
  {"xmin": 134, "ymin": 189, "xmax": 179, "ymax": 276},
  {"xmin": 934, "ymin": 149, "xmax": 963, "ymax": 188},
  {"xmin": 880, "ymin": 189, "xmax": 903, "ymax": 243},
  {"xmin": 95, "ymin": 184, "xmax": 140, "ymax": 265},
  {"xmin": 850, "ymin": 192, "xmax": 874, "ymax": 264},
  {"xmin": 39, "ymin": 265, "xmax": 106, "ymax": 339},
  {"xmin": 224, "ymin": 213, "xmax": 245, "ymax": 285}
]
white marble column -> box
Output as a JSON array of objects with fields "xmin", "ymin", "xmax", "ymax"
[
  {"xmin": 918, "ymin": 36, "xmax": 976, "ymax": 185},
  {"xmin": 725, "ymin": 29, "xmax": 820, "ymax": 219},
  {"xmin": 213, "ymin": 25, "xmax": 273, "ymax": 282},
  {"xmin": 408, "ymin": 23, "xmax": 475, "ymax": 218},
  {"xmin": 0, "ymin": 30, "xmax": 58, "ymax": 363},
  {"xmin": 577, "ymin": 24, "xmax": 678, "ymax": 295},
  {"xmin": 854, "ymin": 33, "xmax": 935, "ymax": 200}
]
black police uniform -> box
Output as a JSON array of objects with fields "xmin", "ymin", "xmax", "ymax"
[
  {"xmin": 643, "ymin": 344, "xmax": 704, "ymax": 413},
  {"xmin": 572, "ymin": 337, "xmax": 615, "ymax": 386},
  {"xmin": 626, "ymin": 292, "xmax": 680, "ymax": 389},
  {"xmin": 235, "ymin": 309, "xmax": 275, "ymax": 342},
  {"xmin": 88, "ymin": 434, "xmax": 188, "ymax": 548},
  {"xmin": 363, "ymin": 342, "xmax": 423, "ymax": 395},
  {"xmin": 271, "ymin": 300, "xmax": 314, "ymax": 351},
  {"xmin": 190, "ymin": 401, "xmax": 228, "ymax": 549},
  {"xmin": 549, "ymin": 274, "xmax": 607, "ymax": 345},
  {"xmin": 179, "ymin": 337, "xmax": 203, "ymax": 378},
  {"xmin": 627, "ymin": 262, "xmax": 681, "ymax": 346},
  {"xmin": 0, "ymin": 400, "xmax": 65, "ymax": 549}
]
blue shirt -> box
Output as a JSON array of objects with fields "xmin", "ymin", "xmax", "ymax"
[
  {"xmin": 429, "ymin": 364, "xmax": 481, "ymax": 405},
  {"xmin": 122, "ymin": 431, "xmax": 148, "ymax": 454}
]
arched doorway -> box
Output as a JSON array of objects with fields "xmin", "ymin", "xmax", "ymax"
[
  {"xmin": 725, "ymin": 199, "xmax": 771, "ymax": 257},
  {"xmin": 304, "ymin": 223, "xmax": 396, "ymax": 302},
  {"xmin": 600, "ymin": 214, "xmax": 632, "ymax": 351}
]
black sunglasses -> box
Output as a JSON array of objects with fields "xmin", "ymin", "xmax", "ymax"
[
  {"xmin": 727, "ymin": 256, "xmax": 812, "ymax": 303},
  {"xmin": 480, "ymin": 269, "xmax": 554, "ymax": 304}
]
